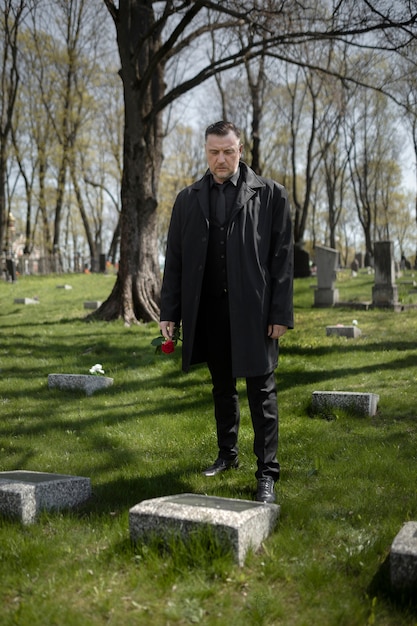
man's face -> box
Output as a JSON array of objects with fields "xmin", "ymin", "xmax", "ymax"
[{"xmin": 205, "ymin": 131, "xmax": 243, "ymax": 184}]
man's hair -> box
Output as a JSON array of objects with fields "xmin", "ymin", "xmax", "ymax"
[{"xmin": 205, "ymin": 121, "xmax": 241, "ymax": 141}]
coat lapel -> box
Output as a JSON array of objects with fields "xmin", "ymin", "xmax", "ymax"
[
  {"xmin": 192, "ymin": 176, "xmax": 210, "ymax": 222},
  {"xmin": 230, "ymin": 166, "xmax": 265, "ymax": 223}
]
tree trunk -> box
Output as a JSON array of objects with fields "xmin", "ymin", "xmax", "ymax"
[
  {"xmin": 246, "ymin": 53, "xmax": 265, "ymax": 176},
  {"xmin": 0, "ymin": 1, "xmax": 24, "ymax": 254},
  {"xmin": 38, "ymin": 152, "xmax": 52, "ymax": 255},
  {"xmin": 93, "ymin": 119, "xmax": 162, "ymax": 322},
  {"xmin": 70, "ymin": 159, "xmax": 97, "ymax": 263},
  {"xmin": 107, "ymin": 215, "xmax": 121, "ymax": 265},
  {"xmin": 0, "ymin": 147, "xmax": 6, "ymax": 254},
  {"xmin": 95, "ymin": 0, "xmax": 163, "ymax": 324}
]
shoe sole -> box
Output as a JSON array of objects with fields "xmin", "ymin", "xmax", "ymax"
[
  {"xmin": 255, "ymin": 496, "xmax": 276, "ymax": 503},
  {"xmin": 202, "ymin": 461, "xmax": 239, "ymax": 477}
]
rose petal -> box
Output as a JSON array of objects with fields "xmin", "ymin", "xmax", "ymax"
[{"xmin": 161, "ymin": 340, "xmax": 175, "ymax": 354}]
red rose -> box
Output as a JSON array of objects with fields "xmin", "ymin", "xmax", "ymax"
[{"xmin": 161, "ymin": 340, "xmax": 175, "ymax": 354}]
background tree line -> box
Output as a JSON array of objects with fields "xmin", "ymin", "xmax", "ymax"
[{"xmin": 1, "ymin": 0, "xmax": 416, "ymax": 321}]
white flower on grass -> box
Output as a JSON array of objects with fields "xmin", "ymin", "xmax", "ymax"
[
  {"xmin": 89, "ymin": 363, "xmax": 105, "ymax": 375},
  {"xmin": 352, "ymin": 319, "xmax": 358, "ymax": 326}
]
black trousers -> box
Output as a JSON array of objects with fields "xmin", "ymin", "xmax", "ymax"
[{"xmin": 204, "ymin": 293, "xmax": 280, "ymax": 481}]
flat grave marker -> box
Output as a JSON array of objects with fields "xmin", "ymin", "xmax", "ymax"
[
  {"xmin": 14, "ymin": 298, "xmax": 39, "ymax": 305},
  {"xmin": 311, "ymin": 391, "xmax": 379, "ymax": 417},
  {"xmin": 326, "ymin": 325, "xmax": 362, "ymax": 338},
  {"xmin": 48, "ymin": 373, "xmax": 113, "ymax": 396},
  {"xmin": 0, "ymin": 470, "xmax": 91, "ymax": 524},
  {"xmin": 130, "ymin": 493, "xmax": 280, "ymax": 566}
]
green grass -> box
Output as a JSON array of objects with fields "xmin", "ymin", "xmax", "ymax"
[{"xmin": 0, "ymin": 270, "xmax": 417, "ymax": 625}]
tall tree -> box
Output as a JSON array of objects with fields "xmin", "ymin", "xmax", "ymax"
[
  {"xmin": 396, "ymin": 40, "xmax": 417, "ymax": 266},
  {"xmin": 346, "ymin": 84, "xmax": 401, "ymax": 264},
  {"xmin": 316, "ymin": 51, "xmax": 350, "ymax": 250},
  {"xmin": 0, "ymin": 0, "xmax": 29, "ymax": 255},
  {"xmin": 99, "ymin": 0, "xmax": 417, "ymax": 323},
  {"xmin": 29, "ymin": 0, "xmax": 109, "ymax": 270}
]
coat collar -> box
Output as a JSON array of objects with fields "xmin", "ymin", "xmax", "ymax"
[{"xmin": 192, "ymin": 162, "xmax": 265, "ymax": 222}]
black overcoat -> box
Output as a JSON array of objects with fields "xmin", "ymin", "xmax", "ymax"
[{"xmin": 160, "ymin": 162, "xmax": 294, "ymax": 378}]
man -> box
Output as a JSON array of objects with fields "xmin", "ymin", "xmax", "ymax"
[{"xmin": 160, "ymin": 121, "xmax": 293, "ymax": 503}]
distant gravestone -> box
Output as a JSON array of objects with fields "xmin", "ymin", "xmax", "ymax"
[
  {"xmin": 355, "ymin": 252, "xmax": 364, "ymax": 269},
  {"xmin": 14, "ymin": 298, "xmax": 39, "ymax": 305},
  {"xmin": 0, "ymin": 470, "xmax": 91, "ymax": 524},
  {"xmin": 326, "ymin": 325, "xmax": 362, "ymax": 338},
  {"xmin": 130, "ymin": 493, "xmax": 280, "ymax": 566},
  {"xmin": 350, "ymin": 258, "xmax": 359, "ymax": 275},
  {"xmin": 372, "ymin": 241, "xmax": 401, "ymax": 310},
  {"xmin": 311, "ymin": 391, "xmax": 379, "ymax": 417},
  {"xmin": 294, "ymin": 245, "xmax": 311, "ymax": 278},
  {"xmin": 314, "ymin": 245, "xmax": 339, "ymax": 307},
  {"xmin": 48, "ymin": 373, "xmax": 113, "ymax": 396},
  {"xmin": 84, "ymin": 301, "xmax": 102, "ymax": 310}
]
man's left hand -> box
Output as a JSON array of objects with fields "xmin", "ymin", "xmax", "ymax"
[{"xmin": 268, "ymin": 324, "xmax": 288, "ymax": 339}]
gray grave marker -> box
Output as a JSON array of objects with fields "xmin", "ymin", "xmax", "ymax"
[
  {"xmin": 326, "ymin": 325, "xmax": 362, "ymax": 338},
  {"xmin": 311, "ymin": 391, "xmax": 379, "ymax": 417},
  {"xmin": 14, "ymin": 298, "xmax": 39, "ymax": 305},
  {"xmin": 314, "ymin": 245, "xmax": 339, "ymax": 307},
  {"xmin": 129, "ymin": 493, "xmax": 280, "ymax": 566},
  {"xmin": 372, "ymin": 241, "xmax": 401, "ymax": 310},
  {"xmin": 48, "ymin": 373, "xmax": 113, "ymax": 396},
  {"xmin": 0, "ymin": 470, "xmax": 91, "ymax": 524},
  {"xmin": 390, "ymin": 521, "xmax": 417, "ymax": 591}
]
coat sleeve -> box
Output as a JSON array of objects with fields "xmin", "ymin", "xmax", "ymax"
[
  {"xmin": 160, "ymin": 194, "xmax": 183, "ymax": 324},
  {"xmin": 268, "ymin": 183, "xmax": 294, "ymax": 329}
]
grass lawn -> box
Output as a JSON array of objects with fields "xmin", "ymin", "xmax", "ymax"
[{"xmin": 0, "ymin": 269, "xmax": 416, "ymax": 625}]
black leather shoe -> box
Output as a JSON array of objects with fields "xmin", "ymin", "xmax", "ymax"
[
  {"xmin": 202, "ymin": 457, "xmax": 239, "ymax": 477},
  {"xmin": 255, "ymin": 477, "xmax": 275, "ymax": 503}
]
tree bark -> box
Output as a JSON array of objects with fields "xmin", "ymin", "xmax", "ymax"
[
  {"xmin": 70, "ymin": 158, "xmax": 97, "ymax": 264},
  {"xmin": 97, "ymin": 0, "xmax": 163, "ymax": 323},
  {"xmin": 0, "ymin": 1, "xmax": 24, "ymax": 253}
]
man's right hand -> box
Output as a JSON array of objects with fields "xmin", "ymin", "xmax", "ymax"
[{"xmin": 159, "ymin": 321, "xmax": 176, "ymax": 341}]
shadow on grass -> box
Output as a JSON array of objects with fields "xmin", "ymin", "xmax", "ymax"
[
  {"xmin": 0, "ymin": 375, "xmax": 211, "ymax": 436},
  {"xmin": 3, "ymin": 305, "xmax": 416, "ymax": 402},
  {"xmin": 280, "ymin": 339, "xmax": 416, "ymax": 357},
  {"xmin": 2, "ymin": 334, "xmax": 416, "ymax": 395},
  {"xmin": 87, "ymin": 470, "xmax": 199, "ymax": 515},
  {"xmin": 1, "ymin": 331, "xmax": 415, "ymax": 469},
  {"xmin": 79, "ymin": 464, "xmax": 257, "ymax": 525},
  {"xmin": 2, "ymin": 315, "xmax": 89, "ymax": 325},
  {"xmin": 279, "ymin": 350, "xmax": 416, "ymax": 390}
]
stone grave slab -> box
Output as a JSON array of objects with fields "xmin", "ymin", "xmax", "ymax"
[
  {"xmin": 84, "ymin": 301, "xmax": 102, "ymax": 310},
  {"xmin": 372, "ymin": 241, "xmax": 400, "ymax": 310},
  {"xmin": 314, "ymin": 244, "xmax": 339, "ymax": 307},
  {"xmin": 56, "ymin": 284, "xmax": 72, "ymax": 290},
  {"xmin": 0, "ymin": 470, "xmax": 91, "ymax": 524},
  {"xmin": 326, "ymin": 325, "xmax": 362, "ymax": 338},
  {"xmin": 311, "ymin": 391, "xmax": 379, "ymax": 417},
  {"xmin": 129, "ymin": 493, "xmax": 280, "ymax": 566},
  {"xmin": 14, "ymin": 298, "xmax": 39, "ymax": 305},
  {"xmin": 390, "ymin": 522, "xmax": 417, "ymax": 591},
  {"xmin": 48, "ymin": 373, "xmax": 113, "ymax": 396}
]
